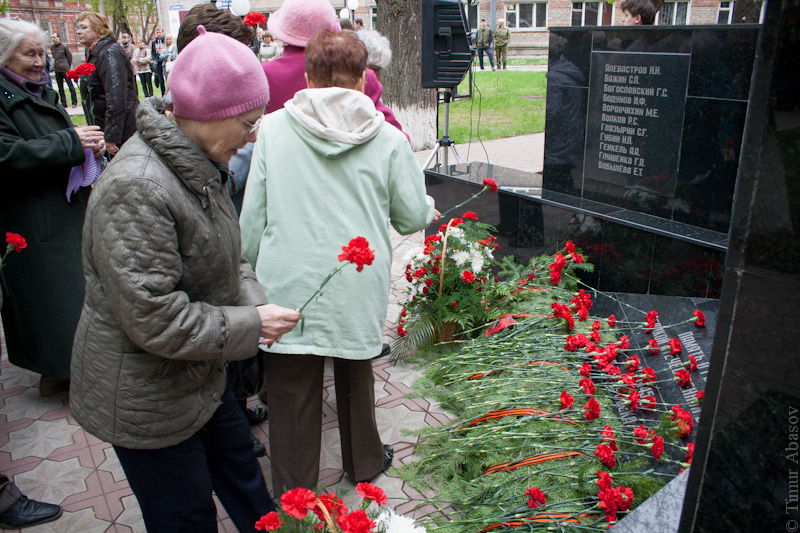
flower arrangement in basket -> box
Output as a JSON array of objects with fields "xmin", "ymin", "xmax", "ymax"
[
  {"xmin": 396, "ymin": 212, "xmax": 499, "ymax": 349},
  {"xmin": 255, "ymin": 484, "xmax": 424, "ymax": 532}
]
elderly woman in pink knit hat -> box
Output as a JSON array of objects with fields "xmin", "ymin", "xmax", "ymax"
[
  {"xmin": 264, "ymin": 0, "xmax": 408, "ymax": 139},
  {"xmin": 70, "ymin": 26, "xmax": 301, "ymax": 532}
]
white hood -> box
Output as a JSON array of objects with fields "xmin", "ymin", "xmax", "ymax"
[{"xmin": 284, "ymin": 87, "xmax": 385, "ymax": 146}]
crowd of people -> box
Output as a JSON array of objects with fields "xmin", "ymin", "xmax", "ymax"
[{"xmin": 0, "ymin": 0, "xmax": 436, "ymax": 530}]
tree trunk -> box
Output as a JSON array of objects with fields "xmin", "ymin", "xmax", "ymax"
[{"xmin": 376, "ymin": 0, "xmax": 437, "ymax": 151}]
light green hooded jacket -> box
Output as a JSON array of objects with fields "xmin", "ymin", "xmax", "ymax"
[{"xmin": 240, "ymin": 87, "xmax": 434, "ymax": 359}]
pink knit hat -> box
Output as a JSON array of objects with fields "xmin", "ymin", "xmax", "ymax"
[
  {"xmin": 267, "ymin": 0, "xmax": 341, "ymax": 48},
  {"xmin": 169, "ymin": 25, "xmax": 269, "ymax": 121}
]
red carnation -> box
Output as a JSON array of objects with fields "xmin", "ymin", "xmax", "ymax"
[
  {"xmin": 620, "ymin": 335, "xmax": 630, "ymax": 349},
  {"xmin": 668, "ymin": 337, "xmax": 682, "ymax": 355},
  {"xmin": 397, "ymin": 325, "xmax": 406, "ymax": 337},
  {"xmin": 650, "ymin": 435, "xmax": 664, "ymax": 461},
  {"xmin": 244, "ymin": 12, "xmax": 267, "ymax": 26},
  {"xmin": 565, "ymin": 240, "xmax": 576, "ymax": 254},
  {"xmin": 624, "ymin": 355, "xmax": 640, "ymax": 372},
  {"xmin": 685, "ymin": 443, "xmax": 695, "ymax": 463},
  {"xmin": 675, "ymin": 369, "xmax": 692, "ymax": 388},
  {"xmin": 607, "ymin": 314, "xmax": 616, "ymax": 328},
  {"xmin": 601, "ymin": 425, "xmax": 618, "ymax": 451},
  {"xmin": 338, "ymin": 237, "xmax": 374, "ymax": 272},
  {"xmin": 579, "ymin": 377, "xmax": 596, "ymax": 395},
  {"xmin": 642, "ymin": 395, "xmax": 656, "ymax": 411},
  {"xmin": 524, "ymin": 486, "xmax": 547, "ymax": 508},
  {"xmin": 595, "ymin": 444, "xmax": 617, "ymax": 468},
  {"xmin": 356, "ymin": 482, "xmax": 387, "ymax": 506},
  {"xmin": 570, "ymin": 252, "xmax": 584, "ymax": 264},
  {"xmin": 482, "ymin": 178, "xmax": 498, "ymax": 193},
  {"xmin": 642, "ymin": 367, "xmax": 656, "ymax": 383},
  {"xmin": 313, "ymin": 493, "xmax": 347, "ymax": 522},
  {"xmin": 580, "ymin": 362, "xmax": 592, "ymax": 378},
  {"xmin": 255, "ymin": 511, "xmax": 284, "ymax": 531},
  {"xmin": 66, "ymin": 62, "xmax": 95, "ymax": 81},
  {"xmin": 627, "ymin": 389, "xmax": 640, "ymax": 411},
  {"xmin": 462, "ymin": 211, "xmax": 478, "ymax": 220},
  {"xmin": 647, "ymin": 338, "xmax": 659, "ymax": 354},
  {"xmin": 597, "ymin": 470, "xmax": 613, "ymax": 491},
  {"xmin": 560, "ymin": 390, "xmax": 574, "ymax": 410},
  {"xmin": 685, "ymin": 354, "xmax": 698, "ymax": 372},
  {"xmin": 695, "ymin": 390, "xmax": 705, "ymax": 405},
  {"xmin": 281, "ymin": 487, "xmax": 317, "ymax": 519},
  {"xmin": 645, "ymin": 310, "xmax": 658, "ymax": 333},
  {"xmin": 461, "ymin": 270, "xmax": 475, "ymax": 283},
  {"xmin": 633, "ymin": 425, "xmax": 650, "ymax": 444},
  {"xmin": 5, "ymin": 232, "xmax": 27, "ymax": 253},
  {"xmin": 337, "ymin": 510, "xmax": 375, "ymax": 533},
  {"xmin": 584, "ymin": 397, "xmax": 601, "ymax": 421},
  {"xmin": 693, "ymin": 309, "xmax": 706, "ymax": 327}
]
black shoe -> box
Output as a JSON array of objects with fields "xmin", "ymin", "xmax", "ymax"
[
  {"xmin": 0, "ymin": 496, "xmax": 63, "ymax": 529},
  {"xmin": 252, "ymin": 435, "xmax": 266, "ymax": 457},
  {"xmin": 246, "ymin": 407, "xmax": 268, "ymax": 426},
  {"xmin": 382, "ymin": 444, "xmax": 394, "ymax": 470},
  {"xmin": 372, "ymin": 343, "xmax": 391, "ymax": 360}
]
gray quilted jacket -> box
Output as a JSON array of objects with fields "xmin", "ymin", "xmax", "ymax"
[{"xmin": 70, "ymin": 97, "xmax": 267, "ymax": 449}]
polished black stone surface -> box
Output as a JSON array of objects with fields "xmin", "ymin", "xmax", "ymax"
[
  {"xmin": 425, "ymin": 165, "xmax": 726, "ymax": 298},
  {"xmin": 545, "ymin": 25, "xmax": 760, "ymax": 234},
  {"xmin": 679, "ymin": 3, "xmax": 800, "ymax": 530}
]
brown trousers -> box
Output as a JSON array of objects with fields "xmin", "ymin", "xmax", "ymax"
[
  {"xmin": 265, "ymin": 354, "xmax": 384, "ymax": 496},
  {"xmin": 0, "ymin": 474, "xmax": 22, "ymax": 514}
]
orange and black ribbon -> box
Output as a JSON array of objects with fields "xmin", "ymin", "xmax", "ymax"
[
  {"xmin": 485, "ymin": 451, "xmax": 584, "ymax": 475},
  {"xmin": 478, "ymin": 512, "xmax": 593, "ymax": 532},
  {"xmin": 463, "ymin": 408, "xmax": 578, "ymax": 429},
  {"xmin": 468, "ymin": 361, "xmax": 570, "ymax": 381}
]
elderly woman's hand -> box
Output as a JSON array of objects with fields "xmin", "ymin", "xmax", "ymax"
[
  {"xmin": 256, "ymin": 304, "xmax": 302, "ymax": 347},
  {"xmin": 75, "ymin": 125, "xmax": 104, "ymax": 149}
]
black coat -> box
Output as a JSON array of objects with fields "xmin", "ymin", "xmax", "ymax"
[
  {"xmin": 80, "ymin": 36, "xmax": 138, "ymax": 145},
  {"xmin": 0, "ymin": 72, "xmax": 88, "ymax": 379}
]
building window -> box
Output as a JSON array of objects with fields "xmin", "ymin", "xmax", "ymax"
[
  {"xmin": 58, "ymin": 21, "xmax": 68, "ymax": 42},
  {"xmin": 717, "ymin": 0, "xmax": 733, "ymax": 23},
  {"xmin": 371, "ymin": 6, "xmax": 377, "ymax": 30},
  {"xmin": 717, "ymin": 0, "xmax": 765, "ymax": 23},
  {"xmin": 506, "ymin": 3, "xmax": 547, "ymax": 29},
  {"xmin": 572, "ymin": 2, "xmax": 600, "ymax": 26},
  {"xmin": 40, "ymin": 20, "xmax": 51, "ymax": 40},
  {"xmin": 657, "ymin": 1, "xmax": 689, "ymax": 24}
]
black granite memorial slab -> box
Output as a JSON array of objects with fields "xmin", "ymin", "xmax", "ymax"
[{"xmin": 545, "ymin": 25, "xmax": 759, "ymax": 235}]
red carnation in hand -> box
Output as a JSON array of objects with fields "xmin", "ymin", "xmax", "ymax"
[
  {"xmin": 338, "ymin": 237, "xmax": 374, "ymax": 272},
  {"xmin": 337, "ymin": 510, "xmax": 376, "ymax": 533},
  {"xmin": 595, "ymin": 443, "xmax": 617, "ymax": 468},
  {"xmin": 5, "ymin": 232, "xmax": 27, "ymax": 252},
  {"xmin": 281, "ymin": 487, "xmax": 317, "ymax": 519},
  {"xmin": 675, "ymin": 369, "xmax": 692, "ymax": 388},
  {"xmin": 668, "ymin": 337, "xmax": 682, "ymax": 355},
  {"xmin": 356, "ymin": 482, "xmax": 387, "ymax": 506},
  {"xmin": 560, "ymin": 390, "xmax": 574, "ymax": 410},
  {"xmin": 482, "ymin": 178, "xmax": 498, "ymax": 193},
  {"xmin": 66, "ymin": 62, "xmax": 95, "ymax": 81},
  {"xmin": 524, "ymin": 486, "xmax": 547, "ymax": 508},
  {"xmin": 693, "ymin": 309, "xmax": 706, "ymax": 327},
  {"xmin": 584, "ymin": 397, "xmax": 601, "ymax": 421},
  {"xmin": 244, "ymin": 12, "xmax": 267, "ymax": 26},
  {"xmin": 255, "ymin": 511, "xmax": 284, "ymax": 531},
  {"xmin": 461, "ymin": 270, "xmax": 475, "ymax": 283}
]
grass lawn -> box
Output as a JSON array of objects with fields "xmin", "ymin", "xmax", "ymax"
[
  {"xmin": 67, "ymin": 77, "xmax": 156, "ymax": 127},
  {"xmin": 437, "ymin": 69, "xmax": 547, "ymax": 144}
]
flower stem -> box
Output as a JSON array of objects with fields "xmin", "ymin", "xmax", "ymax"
[
  {"xmin": 297, "ymin": 265, "xmax": 346, "ymax": 313},
  {"xmin": 438, "ymin": 186, "xmax": 489, "ymax": 219}
]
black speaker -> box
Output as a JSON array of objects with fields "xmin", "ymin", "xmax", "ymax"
[{"xmin": 420, "ymin": 0, "xmax": 473, "ymax": 89}]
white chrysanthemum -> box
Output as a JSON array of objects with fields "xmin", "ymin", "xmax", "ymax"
[
  {"xmin": 375, "ymin": 509, "xmax": 427, "ymax": 533},
  {"xmin": 447, "ymin": 227, "xmax": 464, "ymax": 239},
  {"xmin": 451, "ymin": 250, "xmax": 470, "ymax": 266},
  {"xmin": 402, "ymin": 247, "xmax": 425, "ymax": 265},
  {"xmin": 470, "ymin": 252, "xmax": 485, "ymax": 273}
]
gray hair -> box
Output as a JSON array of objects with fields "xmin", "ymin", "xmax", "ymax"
[
  {"xmin": 355, "ymin": 29, "xmax": 391, "ymax": 70},
  {"xmin": 0, "ymin": 18, "xmax": 46, "ymax": 68}
]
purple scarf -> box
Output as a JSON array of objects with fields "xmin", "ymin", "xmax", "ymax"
[
  {"xmin": 67, "ymin": 149, "xmax": 105, "ymax": 202},
  {"xmin": 0, "ymin": 67, "xmax": 49, "ymax": 98}
]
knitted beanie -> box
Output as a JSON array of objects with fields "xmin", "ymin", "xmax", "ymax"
[
  {"xmin": 169, "ymin": 25, "xmax": 269, "ymax": 121},
  {"xmin": 267, "ymin": 0, "xmax": 341, "ymax": 48}
]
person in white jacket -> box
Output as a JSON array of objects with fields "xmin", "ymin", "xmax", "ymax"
[{"xmin": 240, "ymin": 29, "xmax": 438, "ymax": 495}]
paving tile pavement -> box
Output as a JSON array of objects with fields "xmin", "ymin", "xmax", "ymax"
[{"xmin": 0, "ymin": 135, "xmax": 543, "ymax": 531}]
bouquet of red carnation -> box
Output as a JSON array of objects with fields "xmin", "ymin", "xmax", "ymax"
[{"xmin": 66, "ymin": 62, "xmax": 95, "ymax": 81}]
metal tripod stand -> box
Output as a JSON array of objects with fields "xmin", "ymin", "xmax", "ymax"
[{"xmin": 424, "ymin": 88, "xmax": 463, "ymax": 171}]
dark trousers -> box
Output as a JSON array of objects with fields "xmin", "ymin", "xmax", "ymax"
[
  {"xmin": 266, "ymin": 354, "xmax": 384, "ymax": 496},
  {"xmin": 153, "ymin": 62, "xmax": 166, "ymax": 96},
  {"xmin": 0, "ymin": 475, "xmax": 22, "ymax": 514},
  {"xmin": 138, "ymin": 72, "xmax": 153, "ymax": 97},
  {"xmin": 478, "ymin": 46, "xmax": 495, "ymax": 69},
  {"xmin": 113, "ymin": 388, "xmax": 275, "ymax": 533},
  {"xmin": 54, "ymin": 71, "xmax": 77, "ymax": 107}
]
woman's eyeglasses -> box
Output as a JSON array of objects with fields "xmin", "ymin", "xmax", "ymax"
[{"xmin": 239, "ymin": 116, "xmax": 262, "ymax": 135}]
